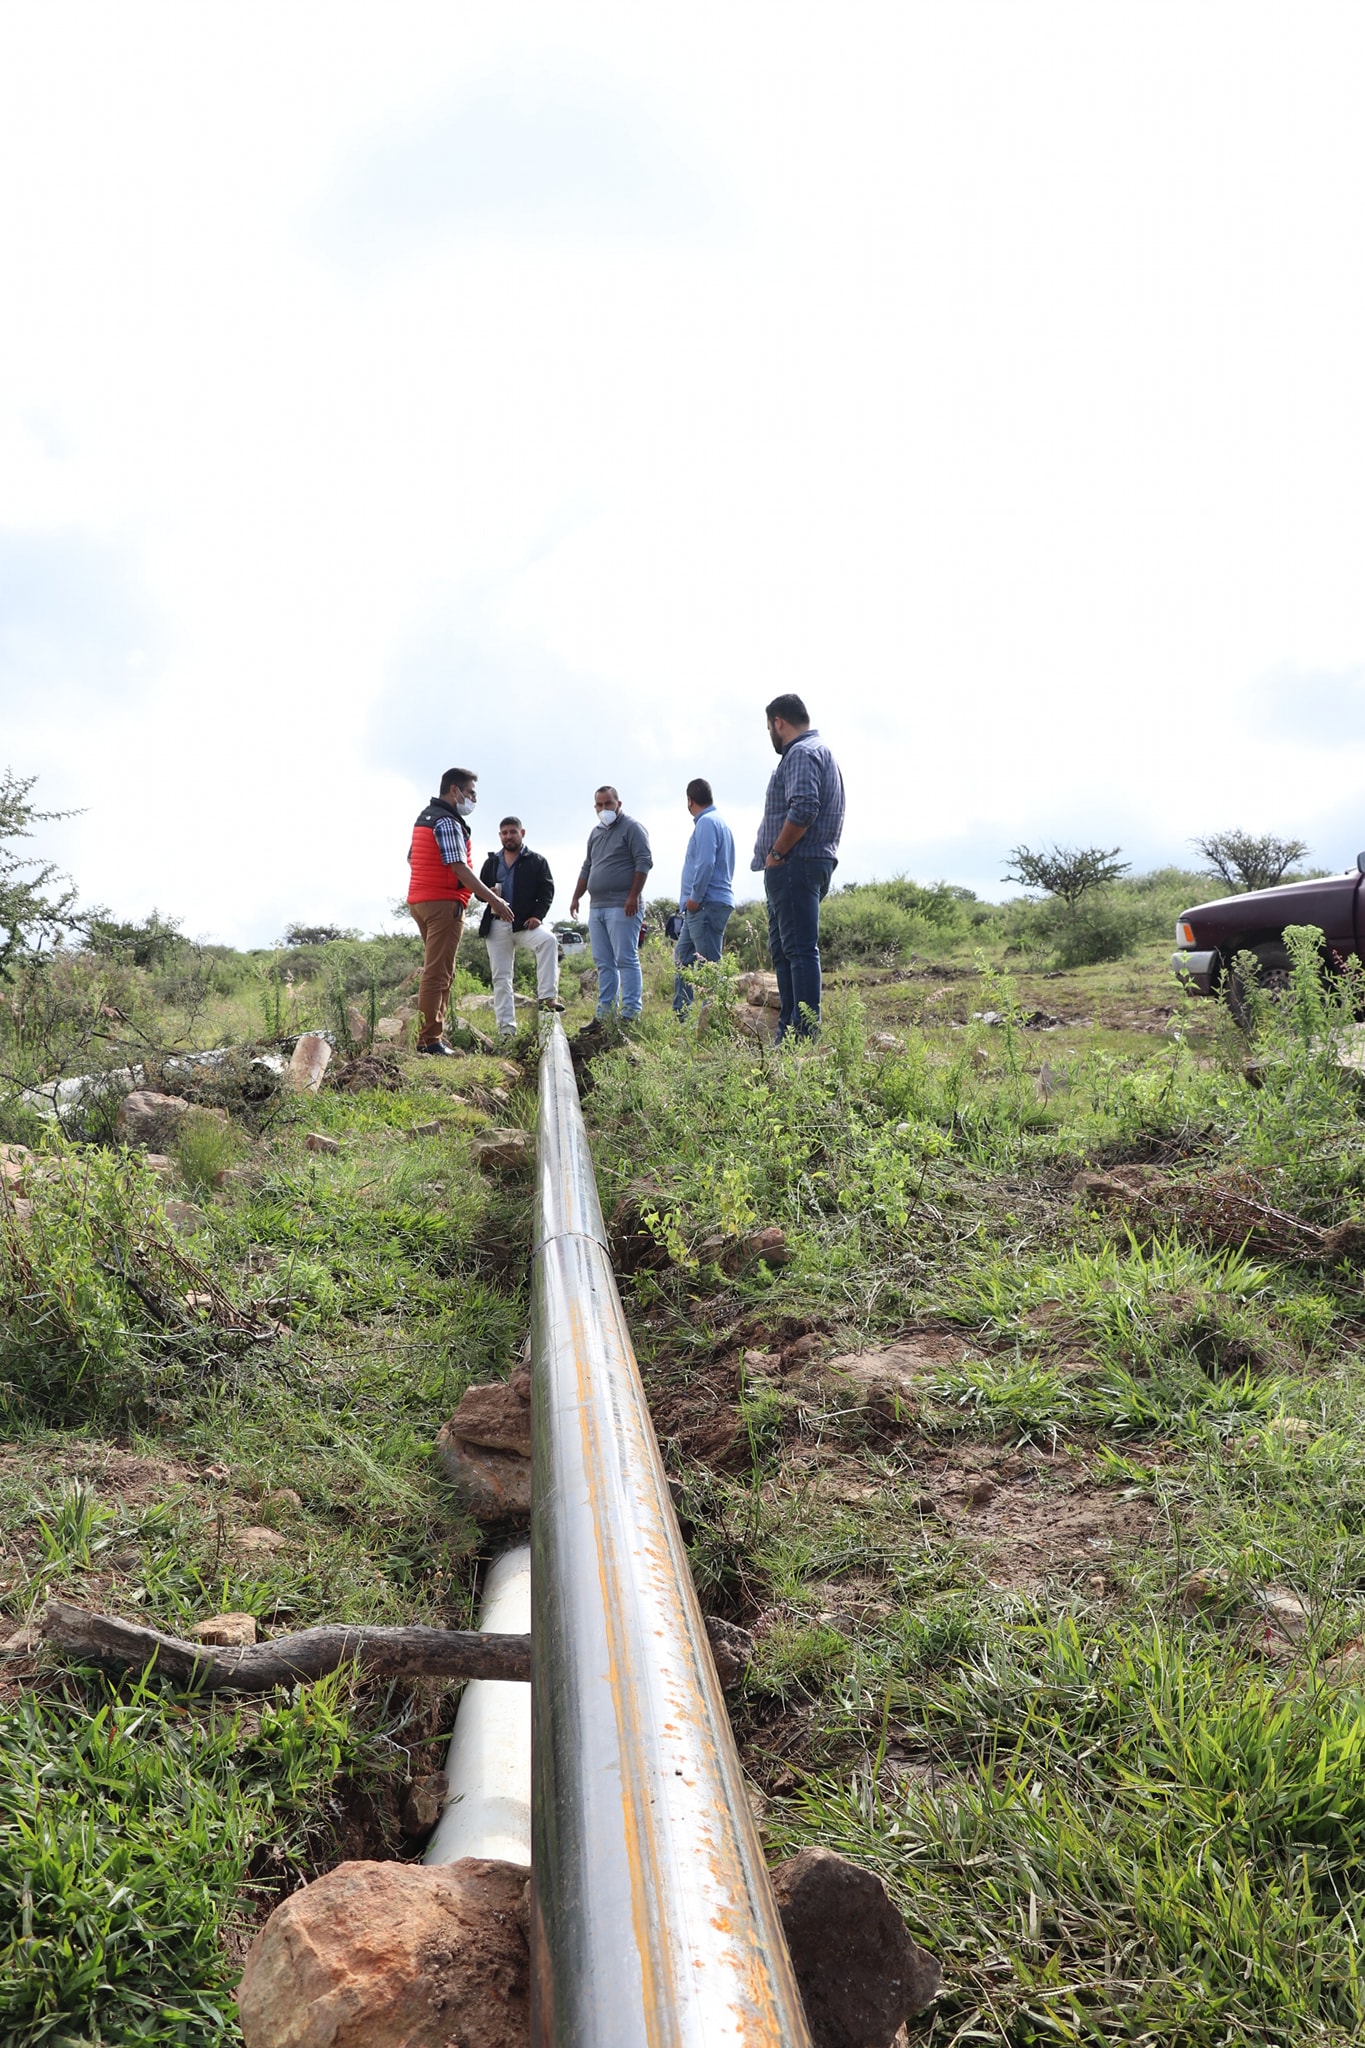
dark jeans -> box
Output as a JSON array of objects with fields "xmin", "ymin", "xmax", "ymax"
[{"xmin": 763, "ymin": 857, "xmax": 834, "ymax": 1039}]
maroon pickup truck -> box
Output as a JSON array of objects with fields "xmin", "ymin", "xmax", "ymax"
[{"xmin": 1172, "ymin": 858, "xmax": 1365, "ymax": 996}]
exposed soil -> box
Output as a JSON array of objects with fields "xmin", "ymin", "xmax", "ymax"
[
  {"xmin": 794, "ymin": 1331, "xmax": 985, "ymax": 1399},
  {"xmin": 649, "ymin": 1322, "xmax": 1163, "ymax": 1611},
  {"xmin": 5, "ymin": 1441, "xmax": 195, "ymax": 1497},
  {"xmin": 905, "ymin": 1443, "xmax": 1159, "ymax": 1591},
  {"xmin": 328, "ymin": 1051, "xmax": 404, "ymax": 1093}
]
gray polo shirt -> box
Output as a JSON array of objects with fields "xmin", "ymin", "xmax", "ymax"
[{"xmin": 577, "ymin": 813, "xmax": 653, "ymax": 908}]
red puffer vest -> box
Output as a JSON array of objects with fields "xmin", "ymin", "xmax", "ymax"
[{"xmin": 407, "ymin": 798, "xmax": 472, "ymax": 906}]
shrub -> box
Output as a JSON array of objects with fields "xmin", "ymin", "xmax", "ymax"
[
  {"xmin": 283, "ymin": 922, "xmax": 360, "ymax": 945},
  {"xmin": 819, "ymin": 878, "xmax": 970, "ymax": 967},
  {"xmin": 0, "ymin": 1150, "xmax": 262, "ymax": 1422},
  {"xmin": 819, "ymin": 891, "xmax": 924, "ymax": 965},
  {"xmin": 85, "ymin": 910, "xmax": 183, "ymax": 967},
  {"xmin": 172, "ymin": 1109, "xmax": 244, "ymax": 1196},
  {"xmin": 1004, "ymin": 888, "xmax": 1158, "ymax": 966}
]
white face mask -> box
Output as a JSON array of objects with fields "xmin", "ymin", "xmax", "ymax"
[
  {"xmin": 596, "ymin": 808, "xmax": 618, "ymax": 826},
  {"xmin": 455, "ymin": 799, "xmax": 475, "ymax": 818}
]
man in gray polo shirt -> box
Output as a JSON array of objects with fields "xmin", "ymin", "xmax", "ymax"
[{"xmin": 569, "ymin": 784, "xmax": 653, "ymax": 1020}]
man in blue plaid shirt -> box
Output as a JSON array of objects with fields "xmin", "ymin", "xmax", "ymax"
[{"xmin": 750, "ymin": 694, "xmax": 845, "ymax": 1040}]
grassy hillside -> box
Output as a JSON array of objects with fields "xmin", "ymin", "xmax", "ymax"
[{"xmin": 2, "ymin": 897, "xmax": 1363, "ymax": 2042}]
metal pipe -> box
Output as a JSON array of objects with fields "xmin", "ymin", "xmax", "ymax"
[{"xmin": 530, "ymin": 1021, "xmax": 811, "ymax": 2047}]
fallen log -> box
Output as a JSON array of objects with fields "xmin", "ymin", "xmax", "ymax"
[{"xmin": 40, "ymin": 1599, "xmax": 531, "ymax": 1691}]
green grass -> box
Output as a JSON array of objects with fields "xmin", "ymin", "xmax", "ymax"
[
  {"xmin": 5, "ymin": 911, "xmax": 1365, "ymax": 2040},
  {"xmin": 0, "ymin": 1668, "xmax": 371, "ymax": 2041},
  {"xmin": 576, "ymin": 933, "xmax": 1365, "ymax": 2043},
  {"xmin": 0, "ymin": 1017, "xmax": 531, "ymax": 2043}
]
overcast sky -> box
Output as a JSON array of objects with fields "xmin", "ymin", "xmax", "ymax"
[{"xmin": 4, "ymin": 3, "xmax": 1365, "ymax": 945}]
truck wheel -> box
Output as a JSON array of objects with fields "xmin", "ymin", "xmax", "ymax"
[{"xmin": 1222, "ymin": 950, "xmax": 1294, "ymax": 1028}]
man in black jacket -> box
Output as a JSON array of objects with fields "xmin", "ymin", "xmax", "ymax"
[{"xmin": 479, "ymin": 816, "xmax": 561, "ymax": 1035}]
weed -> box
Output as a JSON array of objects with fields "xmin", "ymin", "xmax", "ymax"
[
  {"xmin": 173, "ymin": 1108, "xmax": 244, "ymax": 1196},
  {"xmin": 33, "ymin": 1478, "xmax": 119, "ymax": 1574}
]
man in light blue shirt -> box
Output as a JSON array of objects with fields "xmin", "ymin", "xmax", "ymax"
[{"xmin": 673, "ymin": 777, "xmax": 736, "ymax": 1014}]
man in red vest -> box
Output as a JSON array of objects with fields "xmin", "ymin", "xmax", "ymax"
[{"xmin": 407, "ymin": 768, "xmax": 513, "ymax": 1055}]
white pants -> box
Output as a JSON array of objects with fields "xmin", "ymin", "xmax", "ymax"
[{"xmin": 486, "ymin": 922, "xmax": 560, "ymax": 1033}]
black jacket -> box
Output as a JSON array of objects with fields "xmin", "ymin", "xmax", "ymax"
[{"xmin": 478, "ymin": 848, "xmax": 555, "ymax": 937}]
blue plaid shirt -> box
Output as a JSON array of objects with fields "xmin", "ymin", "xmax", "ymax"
[
  {"xmin": 433, "ymin": 813, "xmax": 470, "ymax": 869},
  {"xmin": 751, "ymin": 729, "xmax": 845, "ymax": 868}
]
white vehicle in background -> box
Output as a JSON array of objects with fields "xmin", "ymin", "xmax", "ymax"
[{"xmin": 553, "ymin": 921, "xmax": 589, "ymax": 954}]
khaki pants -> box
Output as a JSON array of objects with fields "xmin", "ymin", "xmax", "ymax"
[
  {"xmin": 486, "ymin": 921, "xmax": 560, "ymax": 1034},
  {"xmin": 409, "ymin": 899, "xmax": 464, "ymax": 1046}
]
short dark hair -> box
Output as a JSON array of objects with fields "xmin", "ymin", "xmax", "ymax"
[
  {"xmin": 594, "ymin": 784, "xmax": 619, "ymax": 801},
  {"xmin": 765, "ymin": 694, "xmax": 809, "ymax": 727},
  {"xmin": 686, "ymin": 778, "xmax": 713, "ymax": 806},
  {"xmin": 499, "ymin": 815, "xmax": 523, "ymax": 829},
  {"xmin": 440, "ymin": 767, "xmax": 478, "ymax": 796}
]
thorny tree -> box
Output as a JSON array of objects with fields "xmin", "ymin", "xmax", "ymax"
[
  {"xmin": 1002, "ymin": 842, "xmax": 1130, "ymax": 913},
  {"xmin": 0, "ymin": 769, "xmax": 81, "ymax": 980},
  {"xmin": 1194, "ymin": 829, "xmax": 1310, "ymax": 893}
]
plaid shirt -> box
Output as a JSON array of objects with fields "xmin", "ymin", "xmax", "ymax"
[
  {"xmin": 433, "ymin": 812, "xmax": 470, "ymax": 869},
  {"xmin": 750, "ymin": 729, "xmax": 845, "ymax": 868}
]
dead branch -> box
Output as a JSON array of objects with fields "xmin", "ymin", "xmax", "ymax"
[
  {"xmin": 1074, "ymin": 1167, "xmax": 1365, "ymax": 1265},
  {"xmin": 40, "ymin": 1598, "xmax": 530, "ymax": 1691}
]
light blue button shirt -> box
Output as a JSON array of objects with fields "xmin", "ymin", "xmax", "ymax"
[{"xmin": 679, "ymin": 807, "xmax": 735, "ymax": 907}]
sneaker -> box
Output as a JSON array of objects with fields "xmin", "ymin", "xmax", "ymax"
[
  {"xmin": 539, "ymin": 997, "xmax": 566, "ymax": 1012},
  {"xmin": 416, "ymin": 1040, "xmax": 459, "ymax": 1057}
]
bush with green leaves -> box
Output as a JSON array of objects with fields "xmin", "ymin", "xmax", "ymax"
[
  {"xmin": 85, "ymin": 908, "xmax": 184, "ymax": 967},
  {"xmin": 1005, "ymin": 886, "xmax": 1161, "ymax": 966},
  {"xmin": 0, "ymin": 1149, "xmax": 264, "ymax": 1422},
  {"xmin": 0, "ymin": 769, "xmax": 81, "ymax": 982}
]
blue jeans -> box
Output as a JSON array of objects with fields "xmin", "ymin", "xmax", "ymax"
[
  {"xmin": 590, "ymin": 904, "xmax": 644, "ymax": 1018},
  {"xmin": 764, "ymin": 858, "xmax": 834, "ymax": 1039},
  {"xmin": 672, "ymin": 902, "xmax": 734, "ymax": 1012}
]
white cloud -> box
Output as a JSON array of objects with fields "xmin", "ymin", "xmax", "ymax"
[{"xmin": 3, "ymin": 2, "xmax": 1365, "ymax": 940}]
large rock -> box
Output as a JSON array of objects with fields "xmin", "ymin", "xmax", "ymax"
[
  {"xmin": 116, "ymin": 1090, "xmax": 194, "ymax": 1146},
  {"xmin": 472, "ymin": 1129, "xmax": 533, "ymax": 1175},
  {"xmin": 737, "ymin": 971, "xmax": 783, "ymax": 1010},
  {"xmin": 287, "ymin": 1033, "xmax": 332, "ymax": 1094},
  {"xmin": 435, "ymin": 1432, "xmax": 532, "ymax": 1519},
  {"xmin": 694, "ymin": 1225, "xmax": 790, "ymax": 1277},
  {"xmin": 771, "ymin": 1846, "xmax": 939, "ymax": 2048},
  {"xmin": 735, "ymin": 1005, "xmax": 780, "ymax": 1042},
  {"xmin": 236, "ymin": 1856, "xmax": 530, "ymax": 2048},
  {"xmin": 447, "ymin": 1374, "xmax": 532, "ymax": 1456}
]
